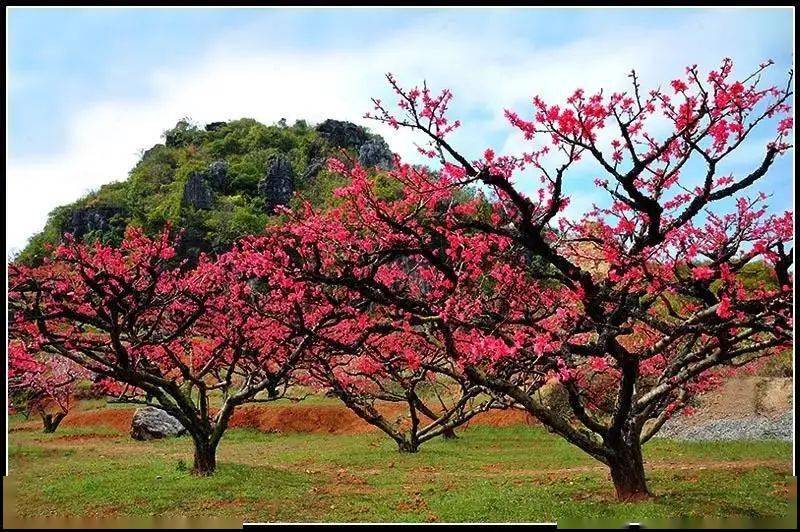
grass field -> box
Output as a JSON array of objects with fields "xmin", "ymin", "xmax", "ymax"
[{"xmin": 4, "ymin": 412, "xmax": 797, "ymax": 528}]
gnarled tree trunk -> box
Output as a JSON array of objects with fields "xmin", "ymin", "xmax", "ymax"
[
  {"xmin": 41, "ymin": 412, "xmax": 66, "ymax": 433},
  {"xmin": 414, "ymin": 398, "xmax": 458, "ymax": 440},
  {"xmin": 397, "ymin": 439, "xmax": 420, "ymax": 453},
  {"xmin": 191, "ymin": 437, "xmax": 218, "ymax": 476},
  {"xmin": 607, "ymin": 440, "xmax": 650, "ymax": 501}
]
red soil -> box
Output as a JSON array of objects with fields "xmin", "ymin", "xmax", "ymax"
[
  {"xmin": 20, "ymin": 402, "xmax": 539, "ymax": 435},
  {"xmin": 39, "ymin": 375, "xmax": 785, "ymax": 436},
  {"xmin": 469, "ymin": 408, "xmax": 538, "ymax": 428},
  {"xmin": 228, "ymin": 403, "xmax": 537, "ymax": 434},
  {"xmin": 229, "ymin": 404, "xmax": 377, "ymax": 435},
  {"xmin": 65, "ymin": 408, "xmax": 135, "ymax": 432}
]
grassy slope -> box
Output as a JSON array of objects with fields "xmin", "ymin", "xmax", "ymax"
[{"xmin": 4, "ymin": 413, "xmax": 795, "ymax": 527}]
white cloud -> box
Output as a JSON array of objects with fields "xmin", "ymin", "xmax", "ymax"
[{"xmin": 7, "ymin": 9, "xmax": 791, "ymax": 256}]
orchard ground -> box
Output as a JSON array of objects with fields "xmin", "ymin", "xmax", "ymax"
[{"xmin": 4, "ymin": 378, "xmax": 796, "ymax": 527}]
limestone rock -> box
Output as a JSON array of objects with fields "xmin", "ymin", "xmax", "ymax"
[
  {"xmin": 182, "ymin": 172, "xmax": 214, "ymax": 210},
  {"xmin": 61, "ymin": 206, "xmax": 126, "ymax": 239},
  {"xmin": 358, "ymin": 138, "xmax": 394, "ymax": 169},
  {"xmin": 130, "ymin": 406, "xmax": 187, "ymax": 441},
  {"xmin": 301, "ymin": 158, "xmax": 326, "ymax": 182},
  {"xmin": 315, "ymin": 119, "xmax": 369, "ymax": 149},
  {"xmin": 205, "ymin": 160, "xmax": 229, "ymax": 191},
  {"xmin": 204, "ymin": 121, "xmax": 226, "ymax": 132},
  {"xmin": 258, "ymin": 154, "xmax": 295, "ymax": 213}
]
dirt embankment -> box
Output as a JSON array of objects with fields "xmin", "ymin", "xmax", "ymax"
[
  {"xmin": 688, "ymin": 377, "xmax": 792, "ymax": 423},
  {"xmin": 657, "ymin": 377, "xmax": 793, "ymax": 441},
  {"xmin": 229, "ymin": 404, "xmax": 535, "ymax": 434},
  {"xmin": 12, "ymin": 402, "xmax": 536, "ymax": 435},
  {"xmin": 12, "ymin": 377, "xmax": 790, "ymax": 437}
]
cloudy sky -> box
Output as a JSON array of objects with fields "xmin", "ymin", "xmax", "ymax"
[{"xmin": 6, "ymin": 7, "xmax": 795, "ymax": 256}]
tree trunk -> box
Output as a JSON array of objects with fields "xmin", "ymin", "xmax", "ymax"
[
  {"xmin": 413, "ymin": 399, "xmax": 458, "ymax": 440},
  {"xmin": 397, "ymin": 439, "xmax": 419, "ymax": 453},
  {"xmin": 192, "ymin": 438, "xmax": 217, "ymax": 476},
  {"xmin": 608, "ymin": 441, "xmax": 651, "ymax": 501},
  {"xmin": 41, "ymin": 412, "xmax": 66, "ymax": 433}
]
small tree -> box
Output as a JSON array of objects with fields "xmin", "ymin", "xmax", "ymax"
[
  {"xmin": 274, "ymin": 59, "xmax": 792, "ymax": 499},
  {"xmin": 304, "ymin": 328, "xmax": 500, "ymax": 452},
  {"xmin": 9, "ymin": 227, "xmax": 312, "ymax": 475},
  {"xmin": 236, "ymin": 232, "xmax": 500, "ymax": 452},
  {"xmin": 8, "ymin": 342, "xmax": 86, "ymax": 432}
]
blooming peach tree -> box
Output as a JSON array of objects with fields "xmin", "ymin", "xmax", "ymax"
[
  {"xmin": 278, "ymin": 59, "xmax": 793, "ymax": 500},
  {"xmin": 235, "ymin": 229, "xmax": 503, "ymax": 452},
  {"xmin": 8, "ymin": 227, "xmax": 315, "ymax": 474},
  {"xmin": 8, "ymin": 342, "xmax": 87, "ymax": 432}
]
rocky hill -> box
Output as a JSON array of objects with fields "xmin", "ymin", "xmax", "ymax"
[{"xmin": 18, "ymin": 117, "xmax": 394, "ymax": 263}]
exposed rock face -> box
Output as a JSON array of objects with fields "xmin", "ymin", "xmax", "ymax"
[
  {"xmin": 130, "ymin": 406, "xmax": 187, "ymax": 441},
  {"xmin": 315, "ymin": 119, "xmax": 369, "ymax": 150},
  {"xmin": 301, "ymin": 158, "xmax": 326, "ymax": 182},
  {"xmin": 299, "ymin": 140, "xmax": 326, "ymax": 182},
  {"xmin": 205, "ymin": 160, "xmax": 229, "ymax": 191},
  {"xmin": 258, "ymin": 154, "xmax": 295, "ymax": 213},
  {"xmin": 141, "ymin": 143, "xmax": 167, "ymax": 161},
  {"xmin": 315, "ymin": 119, "xmax": 393, "ymax": 170},
  {"xmin": 61, "ymin": 206, "xmax": 127, "ymax": 239},
  {"xmin": 205, "ymin": 121, "xmax": 226, "ymax": 132},
  {"xmin": 358, "ymin": 138, "xmax": 394, "ymax": 169},
  {"xmin": 182, "ymin": 172, "xmax": 214, "ymax": 210}
]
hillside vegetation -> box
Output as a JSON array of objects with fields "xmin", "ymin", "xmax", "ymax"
[{"xmin": 18, "ymin": 117, "xmax": 394, "ymax": 263}]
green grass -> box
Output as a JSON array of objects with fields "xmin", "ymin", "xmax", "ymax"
[{"xmin": 4, "ymin": 419, "xmax": 796, "ymax": 527}]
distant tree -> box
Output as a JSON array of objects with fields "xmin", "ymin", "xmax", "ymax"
[{"xmin": 8, "ymin": 344, "xmax": 87, "ymax": 433}]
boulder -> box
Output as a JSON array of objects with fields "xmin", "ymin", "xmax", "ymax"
[
  {"xmin": 258, "ymin": 154, "xmax": 295, "ymax": 213},
  {"xmin": 130, "ymin": 406, "xmax": 187, "ymax": 441},
  {"xmin": 315, "ymin": 119, "xmax": 369, "ymax": 149},
  {"xmin": 358, "ymin": 138, "xmax": 394, "ymax": 169},
  {"xmin": 182, "ymin": 172, "xmax": 214, "ymax": 209}
]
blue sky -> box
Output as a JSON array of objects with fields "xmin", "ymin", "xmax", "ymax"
[{"xmin": 6, "ymin": 7, "xmax": 795, "ymax": 254}]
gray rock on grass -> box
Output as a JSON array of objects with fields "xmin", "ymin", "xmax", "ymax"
[{"xmin": 131, "ymin": 406, "xmax": 187, "ymax": 441}]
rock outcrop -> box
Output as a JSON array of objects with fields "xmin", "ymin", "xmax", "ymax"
[
  {"xmin": 315, "ymin": 119, "xmax": 393, "ymax": 170},
  {"xmin": 130, "ymin": 406, "xmax": 187, "ymax": 440},
  {"xmin": 358, "ymin": 138, "xmax": 394, "ymax": 169},
  {"xmin": 299, "ymin": 140, "xmax": 326, "ymax": 182},
  {"xmin": 181, "ymin": 172, "xmax": 214, "ymax": 210},
  {"xmin": 61, "ymin": 206, "xmax": 127, "ymax": 239},
  {"xmin": 205, "ymin": 160, "xmax": 229, "ymax": 191},
  {"xmin": 258, "ymin": 154, "xmax": 295, "ymax": 213},
  {"xmin": 315, "ymin": 119, "xmax": 369, "ymax": 150},
  {"xmin": 204, "ymin": 121, "xmax": 226, "ymax": 132}
]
